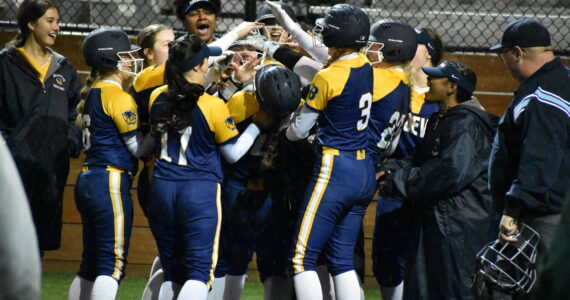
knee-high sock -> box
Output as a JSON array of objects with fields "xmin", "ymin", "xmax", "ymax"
[
  {"xmin": 91, "ymin": 275, "xmax": 118, "ymax": 300},
  {"xmin": 316, "ymin": 266, "xmax": 335, "ymax": 300},
  {"xmin": 179, "ymin": 280, "xmax": 208, "ymax": 300},
  {"xmin": 223, "ymin": 274, "xmax": 246, "ymax": 300},
  {"xmin": 141, "ymin": 269, "xmax": 164, "ymax": 300},
  {"xmin": 332, "ymin": 271, "xmax": 361, "ymax": 300},
  {"xmin": 294, "ymin": 271, "xmax": 323, "ymax": 300},
  {"xmin": 263, "ymin": 275, "xmax": 293, "ymax": 300},
  {"xmin": 206, "ymin": 276, "xmax": 226, "ymax": 300},
  {"xmin": 68, "ymin": 275, "xmax": 93, "ymax": 300},
  {"xmin": 158, "ymin": 281, "xmax": 181, "ymax": 300},
  {"xmin": 380, "ymin": 281, "xmax": 403, "ymax": 300},
  {"xmin": 150, "ymin": 256, "xmax": 162, "ymax": 277}
]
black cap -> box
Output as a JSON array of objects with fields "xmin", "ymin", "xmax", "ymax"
[
  {"xmin": 184, "ymin": 0, "xmax": 219, "ymax": 15},
  {"xmin": 256, "ymin": 2, "xmax": 296, "ymax": 23},
  {"xmin": 415, "ymin": 27, "xmax": 440, "ymax": 63},
  {"xmin": 422, "ymin": 61, "xmax": 476, "ymax": 93},
  {"xmin": 490, "ymin": 19, "xmax": 551, "ymax": 51}
]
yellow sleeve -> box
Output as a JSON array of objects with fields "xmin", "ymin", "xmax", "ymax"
[
  {"xmin": 305, "ymin": 72, "xmax": 330, "ymax": 111},
  {"xmin": 411, "ymin": 88, "xmax": 427, "ymax": 114},
  {"xmin": 226, "ymin": 91, "xmax": 260, "ymax": 124},
  {"xmin": 109, "ymin": 93, "xmax": 140, "ymax": 134},
  {"xmin": 211, "ymin": 99, "xmax": 239, "ymax": 144}
]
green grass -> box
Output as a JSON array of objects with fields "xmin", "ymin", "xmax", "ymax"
[{"xmin": 42, "ymin": 272, "xmax": 380, "ymax": 299}]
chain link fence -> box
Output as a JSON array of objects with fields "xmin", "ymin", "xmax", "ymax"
[{"xmin": 1, "ymin": 0, "xmax": 568, "ymax": 54}]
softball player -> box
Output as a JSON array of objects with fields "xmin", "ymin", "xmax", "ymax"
[
  {"xmin": 68, "ymin": 27, "xmax": 147, "ymax": 300},
  {"xmin": 285, "ymin": 4, "xmax": 375, "ymax": 300},
  {"xmin": 146, "ymin": 34, "xmax": 267, "ymax": 300}
]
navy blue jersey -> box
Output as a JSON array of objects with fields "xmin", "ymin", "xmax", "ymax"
[
  {"xmin": 395, "ymin": 88, "xmax": 439, "ymax": 158},
  {"xmin": 367, "ymin": 67, "xmax": 411, "ymax": 158},
  {"xmin": 149, "ymin": 85, "xmax": 239, "ymax": 182},
  {"xmin": 305, "ymin": 53, "xmax": 373, "ymax": 150},
  {"xmin": 82, "ymin": 80, "xmax": 139, "ymax": 174}
]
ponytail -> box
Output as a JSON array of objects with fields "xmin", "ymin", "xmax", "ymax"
[
  {"xmin": 402, "ymin": 60, "xmax": 417, "ymax": 124},
  {"xmin": 75, "ymin": 69, "xmax": 100, "ymax": 129}
]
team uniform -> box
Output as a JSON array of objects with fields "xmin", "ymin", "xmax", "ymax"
[
  {"xmin": 147, "ymin": 85, "xmax": 237, "ymax": 286},
  {"xmin": 131, "ymin": 64, "xmax": 165, "ymax": 217},
  {"xmin": 289, "ymin": 53, "xmax": 376, "ymax": 275},
  {"xmin": 75, "ymin": 80, "xmax": 139, "ymax": 282},
  {"xmin": 215, "ymin": 91, "xmax": 294, "ymax": 284},
  {"xmin": 370, "ymin": 80, "xmax": 439, "ymax": 287}
]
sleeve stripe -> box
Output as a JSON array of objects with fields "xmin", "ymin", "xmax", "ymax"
[{"xmin": 218, "ymin": 133, "xmax": 239, "ymax": 146}]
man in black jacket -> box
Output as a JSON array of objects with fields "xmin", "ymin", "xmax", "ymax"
[
  {"xmin": 378, "ymin": 61, "xmax": 499, "ymax": 299},
  {"xmin": 488, "ymin": 19, "xmax": 570, "ymax": 267}
]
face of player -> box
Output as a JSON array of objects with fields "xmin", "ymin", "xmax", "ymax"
[
  {"xmin": 412, "ymin": 44, "xmax": 432, "ymax": 68},
  {"xmin": 229, "ymin": 45, "xmax": 259, "ymax": 65},
  {"xmin": 261, "ymin": 18, "xmax": 289, "ymax": 43},
  {"xmin": 185, "ymin": 7, "xmax": 217, "ymax": 43},
  {"xmin": 28, "ymin": 7, "xmax": 60, "ymax": 48},
  {"xmin": 146, "ymin": 29, "xmax": 175, "ymax": 66},
  {"xmin": 425, "ymin": 77, "xmax": 451, "ymax": 102}
]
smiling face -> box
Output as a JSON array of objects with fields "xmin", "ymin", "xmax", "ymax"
[
  {"xmin": 146, "ymin": 28, "xmax": 175, "ymax": 65},
  {"xmin": 28, "ymin": 7, "xmax": 60, "ymax": 47},
  {"xmin": 185, "ymin": 6, "xmax": 217, "ymax": 43}
]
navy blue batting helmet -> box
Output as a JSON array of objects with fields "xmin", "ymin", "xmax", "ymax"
[
  {"xmin": 83, "ymin": 28, "xmax": 139, "ymax": 71},
  {"xmin": 369, "ymin": 19, "xmax": 418, "ymax": 63},
  {"xmin": 314, "ymin": 4, "xmax": 370, "ymax": 48},
  {"xmin": 254, "ymin": 65, "xmax": 302, "ymax": 117}
]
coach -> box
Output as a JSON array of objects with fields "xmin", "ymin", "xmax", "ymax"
[{"xmin": 488, "ymin": 19, "xmax": 570, "ymax": 267}]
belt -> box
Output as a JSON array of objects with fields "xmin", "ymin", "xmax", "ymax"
[{"xmin": 321, "ymin": 146, "xmax": 366, "ymax": 160}]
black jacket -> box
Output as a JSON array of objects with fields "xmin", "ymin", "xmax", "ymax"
[
  {"xmin": 382, "ymin": 99, "xmax": 499, "ymax": 300},
  {"xmin": 0, "ymin": 46, "xmax": 82, "ymax": 250},
  {"xmin": 489, "ymin": 57, "xmax": 570, "ymax": 219}
]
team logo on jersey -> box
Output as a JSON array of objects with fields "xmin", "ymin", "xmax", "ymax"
[
  {"xmin": 225, "ymin": 117, "xmax": 237, "ymax": 131},
  {"xmin": 308, "ymin": 84, "xmax": 319, "ymax": 100},
  {"xmin": 122, "ymin": 110, "xmax": 137, "ymax": 125},
  {"xmin": 52, "ymin": 74, "xmax": 66, "ymax": 91}
]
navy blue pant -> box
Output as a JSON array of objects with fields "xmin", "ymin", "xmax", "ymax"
[
  {"xmin": 75, "ymin": 166, "xmax": 133, "ymax": 282},
  {"xmin": 215, "ymin": 179, "xmax": 292, "ymax": 281},
  {"xmin": 290, "ymin": 149, "xmax": 375, "ymax": 275},
  {"xmin": 372, "ymin": 196, "xmax": 409, "ymax": 286},
  {"xmin": 148, "ymin": 178, "xmax": 221, "ymax": 286}
]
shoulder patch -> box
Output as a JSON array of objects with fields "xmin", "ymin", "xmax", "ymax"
[
  {"xmin": 225, "ymin": 117, "xmax": 237, "ymax": 131},
  {"xmin": 122, "ymin": 109, "xmax": 137, "ymax": 125}
]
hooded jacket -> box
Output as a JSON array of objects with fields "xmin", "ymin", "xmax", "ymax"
[
  {"xmin": 382, "ymin": 98, "xmax": 500, "ymax": 300},
  {"xmin": 0, "ymin": 45, "xmax": 82, "ymax": 250}
]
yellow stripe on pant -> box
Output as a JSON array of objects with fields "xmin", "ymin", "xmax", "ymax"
[
  {"xmin": 292, "ymin": 154, "xmax": 334, "ymax": 273},
  {"xmin": 108, "ymin": 169, "xmax": 125, "ymax": 280},
  {"xmin": 207, "ymin": 183, "xmax": 222, "ymax": 288}
]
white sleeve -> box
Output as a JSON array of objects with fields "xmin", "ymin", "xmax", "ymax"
[
  {"xmin": 219, "ymin": 123, "xmax": 261, "ymax": 163},
  {"xmin": 123, "ymin": 133, "xmax": 155, "ymax": 158},
  {"xmin": 288, "ymin": 25, "xmax": 330, "ymax": 65},
  {"xmin": 293, "ymin": 56, "xmax": 323, "ymax": 81},
  {"xmin": 286, "ymin": 105, "xmax": 319, "ymax": 141},
  {"xmin": 208, "ymin": 31, "xmax": 240, "ymax": 67}
]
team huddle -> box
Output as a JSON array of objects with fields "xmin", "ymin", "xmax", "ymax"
[{"xmin": 1, "ymin": 0, "xmax": 569, "ymax": 299}]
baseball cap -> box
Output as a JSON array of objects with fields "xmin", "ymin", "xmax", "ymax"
[
  {"xmin": 180, "ymin": 44, "xmax": 222, "ymax": 72},
  {"xmin": 184, "ymin": 0, "xmax": 219, "ymax": 15},
  {"xmin": 415, "ymin": 27, "xmax": 440, "ymax": 63},
  {"xmin": 489, "ymin": 19, "xmax": 551, "ymax": 51},
  {"xmin": 422, "ymin": 61, "xmax": 476, "ymax": 93}
]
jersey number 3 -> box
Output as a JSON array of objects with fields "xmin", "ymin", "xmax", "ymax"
[{"xmin": 357, "ymin": 93, "xmax": 372, "ymax": 131}]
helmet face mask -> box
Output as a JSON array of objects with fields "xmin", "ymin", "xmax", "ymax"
[
  {"xmin": 117, "ymin": 50, "xmax": 144, "ymax": 76},
  {"xmin": 363, "ymin": 41, "xmax": 385, "ymax": 65},
  {"xmin": 311, "ymin": 23, "xmax": 326, "ymax": 47},
  {"xmin": 261, "ymin": 25, "xmax": 294, "ymax": 45},
  {"xmin": 474, "ymin": 223, "xmax": 540, "ymax": 296}
]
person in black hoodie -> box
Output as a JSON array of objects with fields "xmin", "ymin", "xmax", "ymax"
[
  {"xmin": 0, "ymin": 0, "xmax": 82, "ymax": 253},
  {"xmin": 377, "ymin": 61, "xmax": 499, "ymax": 299}
]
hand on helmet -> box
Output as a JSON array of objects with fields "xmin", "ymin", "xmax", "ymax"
[
  {"xmin": 265, "ymin": 1, "xmax": 300, "ymax": 33},
  {"xmin": 231, "ymin": 56, "xmax": 263, "ymax": 84},
  {"xmin": 233, "ymin": 21, "xmax": 265, "ymax": 39}
]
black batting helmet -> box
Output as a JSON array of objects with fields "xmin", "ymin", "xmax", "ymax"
[
  {"xmin": 83, "ymin": 28, "xmax": 140, "ymax": 71},
  {"xmin": 256, "ymin": 2, "xmax": 296, "ymax": 23},
  {"xmin": 254, "ymin": 65, "xmax": 302, "ymax": 117},
  {"xmin": 368, "ymin": 19, "xmax": 418, "ymax": 63},
  {"xmin": 313, "ymin": 4, "xmax": 370, "ymax": 48}
]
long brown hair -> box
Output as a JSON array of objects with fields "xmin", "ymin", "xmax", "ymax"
[{"xmin": 7, "ymin": 0, "xmax": 59, "ymax": 47}]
